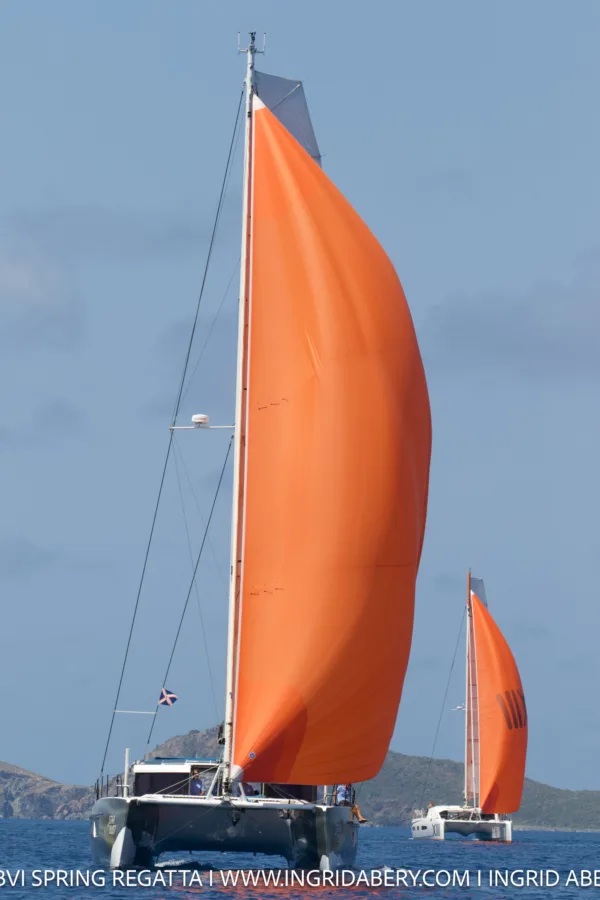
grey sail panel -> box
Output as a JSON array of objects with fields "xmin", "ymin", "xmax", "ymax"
[
  {"xmin": 254, "ymin": 71, "xmax": 321, "ymax": 166},
  {"xmin": 470, "ymin": 576, "xmax": 487, "ymax": 608}
]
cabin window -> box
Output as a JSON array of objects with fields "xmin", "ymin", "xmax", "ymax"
[
  {"xmin": 134, "ymin": 772, "xmax": 191, "ymax": 796},
  {"xmin": 262, "ymin": 784, "xmax": 317, "ymax": 802}
]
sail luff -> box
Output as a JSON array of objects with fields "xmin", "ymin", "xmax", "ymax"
[
  {"xmin": 465, "ymin": 571, "xmax": 482, "ymax": 807},
  {"xmin": 464, "ymin": 570, "xmax": 470, "ymax": 805},
  {"xmin": 470, "ymin": 605, "xmax": 481, "ymax": 806},
  {"xmin": 222, "ymin": 37, "xmax": 256, "ymax": 787}
]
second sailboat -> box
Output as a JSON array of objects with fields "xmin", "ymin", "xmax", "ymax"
[{"xmin": 412, "ymin": 573, "xmax": 527, "ymax": 841}]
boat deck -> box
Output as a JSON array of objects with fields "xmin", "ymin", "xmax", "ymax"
[{"xmin": 411, "ymin": 806, "xmax": 512, "ymax": 842}]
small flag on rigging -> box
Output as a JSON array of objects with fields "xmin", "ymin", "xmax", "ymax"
[{"xmin": 159, "ymin": 688, "xmax": 178, "ymax": 707}]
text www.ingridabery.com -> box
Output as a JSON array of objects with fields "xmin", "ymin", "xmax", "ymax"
[{"xmin": 2, "ymin": 869, "xmax": 600, "ymax": 889}]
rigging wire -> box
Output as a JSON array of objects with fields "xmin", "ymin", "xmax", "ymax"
[
  {"xmin": 145, "ymin": 437, "xmax": 233, "ymax": 754},
  {"xmin": 99, "ymin": 89, "xmax": 244, "ymax": 779},
  {"xmin": 418, "ymin": 608, "xmax": 466, "ymax": 810},
  {"xmin": 172, "ymin": 437, "xmax": 219, "ymax": 721},
  {"xmin": 169, "ymin": 90, "xmax": 243, "ymax": 425}
]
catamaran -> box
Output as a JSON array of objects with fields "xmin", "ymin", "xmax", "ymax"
[
  {"xmin": 412, "ymin": 573, "xmax": 527, "ymax": 841},
  {"xmin": 90, "ymin": 33, "xmax": 431, "ymax": 870}
]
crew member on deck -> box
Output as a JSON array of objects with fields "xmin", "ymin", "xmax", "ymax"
[
  {"xmin": 243, "ymin": 783, "xmax": 258, "ymax": 796},
  {"xmin": 189, "ymin": 768, "xmax": 205, "ymax": 796},
  {"xmin": 335, "ymin": 783, "xmax": 367, "ymax": 823}
]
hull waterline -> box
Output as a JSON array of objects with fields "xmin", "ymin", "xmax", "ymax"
[{"xmin": 90, "ymin": 796, "xmax": 358, "ymax": 870}]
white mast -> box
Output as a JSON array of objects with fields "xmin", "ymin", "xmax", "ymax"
[{"xmin": 222, "ymin": 31, "xmax": 264, "ymax": 790}]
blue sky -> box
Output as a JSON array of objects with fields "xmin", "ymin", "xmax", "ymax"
[{"xmin": 1, "ymin": 0, "xmax": 599, "ymax": 790}]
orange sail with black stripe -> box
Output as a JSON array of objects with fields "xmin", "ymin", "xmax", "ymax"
[
  {"xmin": 228, "ymin": 86, "xmax": 432, "ymax": 785},
  {"xmin": 466, "ymin": 575, "xmax": 527, "ymax": 813}
]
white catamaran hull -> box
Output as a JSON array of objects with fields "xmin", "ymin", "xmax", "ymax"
[
  {"xmin": 411, "ymin": 807, "xmax": 512, "ymax": 842},
  {"xmin": 90, "ymin": 796, "xmax": 358, "ymax": 870}
]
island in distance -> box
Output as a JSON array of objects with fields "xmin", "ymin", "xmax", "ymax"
[{"xmin": 1, "ymin": 726, "xmax": 597, "ymax": 831}]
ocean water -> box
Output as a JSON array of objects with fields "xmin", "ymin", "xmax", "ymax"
[{"xmin": 1, "ymin": 820, "xmax": 598, "ymax": 899}]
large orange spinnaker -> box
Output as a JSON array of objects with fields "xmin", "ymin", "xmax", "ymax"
[
  {"xmin": 472, "ymin": 593, "xmax": 527, "ymax": 813},
  {"xmin": 231, "ymin": 97, "xmax": 432, "ymax": 785}
]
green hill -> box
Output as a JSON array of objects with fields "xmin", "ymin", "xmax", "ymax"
[
  {"xmin": 1, "ymin": 727, "xmax": 598, "ymax": 830},
  {"xmin": 149, "ymin": 728, "xmax": 600, "ymax": 831},
  {"xmin": 356, "ymin": 751, "xmax": 600, "ymax": 831}
]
